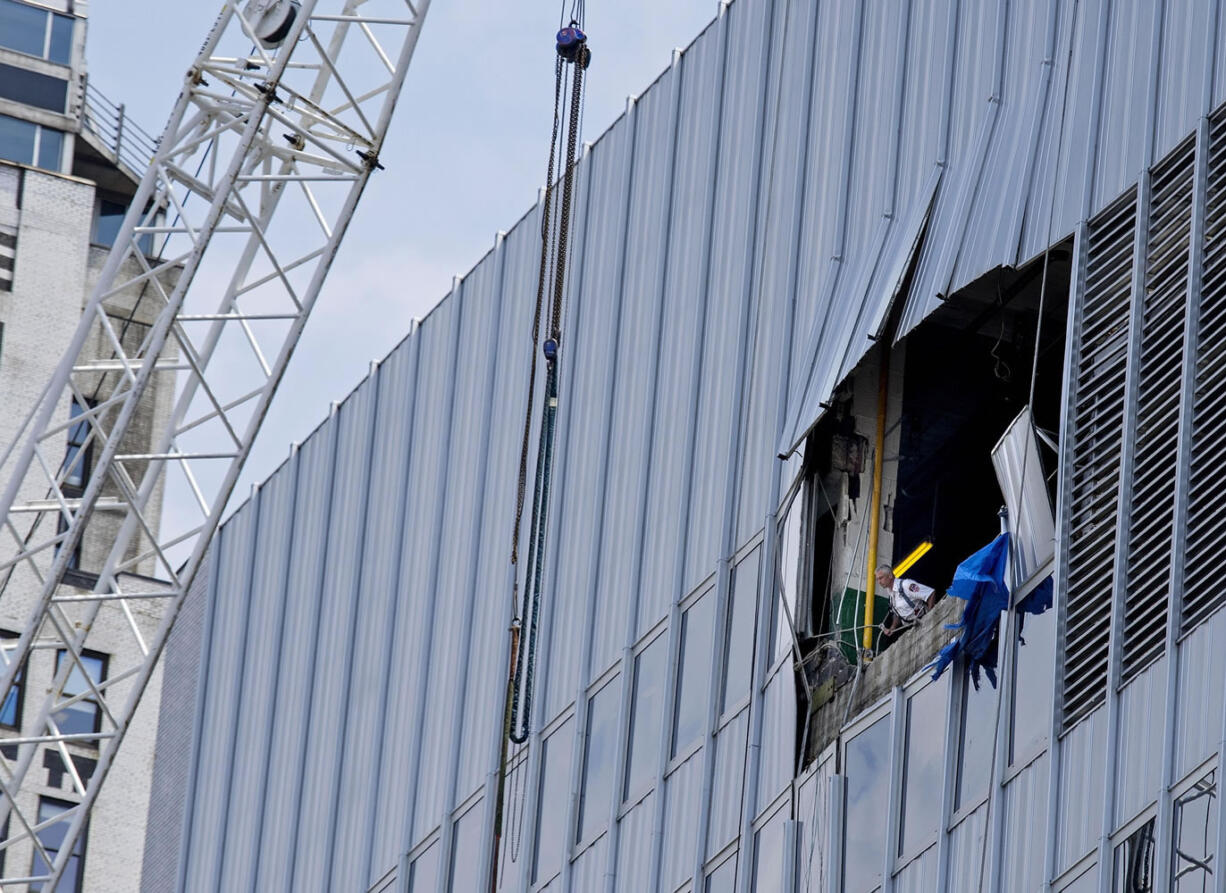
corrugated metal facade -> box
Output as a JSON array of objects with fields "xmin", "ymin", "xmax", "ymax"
[{"xmin": 157, "ymin": 0, "xmax": 1226, "ymax": 890}]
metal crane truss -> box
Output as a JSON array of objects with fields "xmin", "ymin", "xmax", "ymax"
[{"xmin": 0, "ymin": 0, "xmax": 430, "ymax": 885}]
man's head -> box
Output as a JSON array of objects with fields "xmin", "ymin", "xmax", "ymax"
[{"xmin": 874, "ymin": 564, "xmax": 894, "ymax": 589}]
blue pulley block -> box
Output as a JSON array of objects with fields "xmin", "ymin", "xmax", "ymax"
[
  {"xmin": 543, "ymin": 339, "xmax": 558, "ymax": 362},
  {"xmin": 556, "ymin": 25, "xmax": 587, "ymax": 63}
]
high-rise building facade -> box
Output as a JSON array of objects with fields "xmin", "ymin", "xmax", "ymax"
[
  {"xmin": 0, "ymin": 1, "xmax": 173, "ymax": 889},
  {"xmin": 150, "ymin": 0, "xmax": 1226, "ymax": 891}
]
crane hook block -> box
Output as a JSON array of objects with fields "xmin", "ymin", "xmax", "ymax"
[
  {"xmin": 543, "ymin": 339, "xmax": 558, "ymax": 362},
  {"xmin": 556, "ymin": 25, "xmax": 591, "ymax": 68}
]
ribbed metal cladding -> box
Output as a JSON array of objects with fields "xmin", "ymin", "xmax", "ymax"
[
  {"xmin": 1061, "ymin": 189, "xmax": 1136, "ymax": 732},
  {"xmin": 1120, "ymin": 135, "xmax": 1195, "ymax": 683},
  {"xmin": 1183, "ymin": 107, "xmax": 1226, "ymax": 633}
]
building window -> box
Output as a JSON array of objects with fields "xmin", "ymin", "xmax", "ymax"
[
  {"xmin": 0, "ymin": 62, "xmax": 68, "ymax": 113},
  {"xmin": 52, "ymin": 649, "xmax": 106, "ymax": 739},
  {"xmin": 407, "ymin": 842, "xmax": 439, "ymax": 892},
  {"xmin": 532, "ymin": 717, "xmax": 574, "ymax": 885},
  {"xmin": 624, "ymin": 635, "xmax": 665, "ymax": 801},
  {"xmin": 753, "ymin": 813, "xmax": 787, "ymax": 891},
  {"xmin": 92, "ymin": 197, "xmax": 156, "ymax": 254},
  {"xmin": 448, "ymin": 804, "xmax": 482, "ymax": 893},
  {"xmin": 705, "ymin": 856, "xmax": 736, "ymax": 893},
  {"xmin": 0, "ymin": 231, "xmax": 13, "ymax": 291},
  {"xmin": 56, "ymin": 399, "xmax": 93, "ymax": 576},
  {"xmin": 1009, "ymin": 601, "xmax": 1055, "ymax": 765},
  {"xmin": 954, "ymin": 670, "xmax": 997, "ymax": 813},
  {"xmin": 29, "ymin": 796, "xmax": 86, "ymax": 892},
  {"xmin": 899, "ymin": 679, "xmax": 947, "ymax": 859},
  {"xmin": 0, "ymin": 1, "xmax": 73, "ymax": 64},
  {"xmin": 0, "ymin": 631, "xmax": 24, "ymax": 730},
  {"xmin": 1112, "ymin": 816, "xmax": 1155, "ymax": 891},
  {"xmin": 576, "ymin": 677, "xmax": 618, "ymax": 844},
  {"xmin": 671, "ymin": 592, "xmax": 714, "ymax": 759},
  {"xmin": 1171, "ymin": 772, "xmax": 1216, "ymax": 891},
  {"xmin": 843, "ymin": 715, "xmax": 890, "ymax": 893},
  {"xmin": 722, "ymin": 547, "xmax": 759, "ymax": 714},
  {"xmin": 0, "ymin": 113, "xmax": 64, "ymax": 172}
]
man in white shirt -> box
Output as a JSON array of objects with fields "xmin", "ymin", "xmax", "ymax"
[{"xmin": 876, "ymin": 564, "xmax": 939, "ymax": 637}]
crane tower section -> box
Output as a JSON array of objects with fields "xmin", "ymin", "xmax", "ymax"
[{"xmin": 0, "ymin": 0, "xmax": 431, "ymax": 886}]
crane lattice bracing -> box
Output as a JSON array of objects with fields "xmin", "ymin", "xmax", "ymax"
[{"xmin": 0, "ymin": 1, "xmax": 430, "ymax": 885}]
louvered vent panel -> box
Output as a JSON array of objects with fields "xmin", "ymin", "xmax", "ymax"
[
  {"xmin": 1120, "ymin": 136, "xmax": 1195, "ymax": 682},
  {"xmin": 1184, "ymin": 109, "xmax": 1226, "ymax": 632},
  {"xmin": 1061, "ymin": 191, "xmax": 1136, "ymax": 733}
]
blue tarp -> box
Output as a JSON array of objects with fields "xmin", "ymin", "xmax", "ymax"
[{"xmin": 928, "ymin": 533, "xmax": 1011, "ymax": 689}]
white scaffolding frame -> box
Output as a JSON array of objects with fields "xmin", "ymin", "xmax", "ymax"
[{"xmin": 0, "ymin": 1, "xmax": 431, "ymax": 885}]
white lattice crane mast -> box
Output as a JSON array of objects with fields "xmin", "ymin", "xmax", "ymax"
[{"xmin": 0, "ymin": 0, "xmax": 430, "ymax": 885}]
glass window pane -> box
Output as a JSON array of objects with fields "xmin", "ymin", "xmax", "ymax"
[
  {"xmin": 774, "ymin": 496, "xmax": 804, "ymax": 663},
  {"xmin": 705, "ymin": 857, "xmax": 736, "ymax": 893},
  {"xmin": 92, "ymin": 200, "xmax": 127, "ymax": 249},
  {"xmin": 899, "ymin": 678, "xmax": 947, "ymax": 857},
  {"xmin": 409, "ymin": 843, "xmax": 440, "ymax": 892},
  {"xmin": 0, "ymin": 0, "xmax": 47, "ymax": 57},
  {"xmin": 625, "ymin": 637, "xmax": 665, "ymax": 800},
  {"xmin": 577, "ymin": 678, "xmax": 618, "ymax": 843},
  {"xmin": 672, "ymin": 593, "xmax": 714, "ymax": 757},
  {"xmin": 722, "ymin": 548, "xmax": 759, "ymax": 713},
  {"xmin": 843, "ymin": 715, "xmax": 891, "ymax": 893},
  {"xmin": 1172, "ymin": 772, "xmax": 1216, "ymax": 892},
  {"xmin": 1010, "ymin": 606, "xmax": 1055, "ymax": 764},
  {"xmin": 954, "ymin": 671, "xmax": 997, "ymax": 812},
  {"xmin": 0, "ymin": 634, "xmax": 21, "ymax": 730},
  {"xmin": 1112, "ymin": 817, "xmax": 1155, "ymax": 891},
  {"xmin": 63, "ymin": 400, "xmax": 90, "ymax": 489},
  {"xmin": 48, "ymin": 13, "xmax": 72, "ymax": 65},
  {"xmin": 533, "ymin": 717, "xmax": 574, "ymax": 884},
  {"xmin": 53, "ymin": 651, "xmax": 103, "ymax": 737},
  {"xmin": 753, "ymin": 816, "xmax": 785, "ymax": 891},
  {"xmin": 448, "ymin": 806, "xmax": 482, "ymax": 893},
  {"xmin": 29, "ymin": 796, "xmax": 83, "ymax": 893},
  {"xmin": 1062, "ymin": 867, "xmax": 1098, "ymax": 893},
  {"xmin": 0, "ymin": 114, "xmax": 36, "ymax": 167},
  {"xmin": 37, "ymin": 127, "xmax": 62, "ymax": 171},
  {"xmin": 0, "ymin": 63, "xmax": 67, "ymax": 113}
]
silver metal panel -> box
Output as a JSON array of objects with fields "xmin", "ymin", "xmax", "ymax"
[
  {"xmin": 998, "ymin": 755, "xmax": 1050, "ymax": 893},
  {"xmin": 290, "ymin": 375, "xmax": 380, "ymax": 889},
  {"xmin": 662, "ymin": 753, "xmax": 703, "ymax": 892},
  {"xmin": 615, "ymin": 793, "xmax": 655, "ymax": 892},
  {"xmin": 329, "ymin": 341, "xmax": 421, "ymax": 890},
  {"xmin": 944, "ymin": 805, "xmax": 988, "ymax": 893},
  {"xmin": 1090, "ymin": 1, "xmax": 1154, "ymax": 211},
  {"xmin": 548, "ymin": 108, "xmax": 636, "ymax": 704},
  {"xmin": 683, "ymin": 0, "xmax": 771, "ymax": 593},
  {"xmin": 638, "ymin": 18, "xmax": 724, "ymax": 626},
  {"xmin": 1174, "ymin": 605, "xmax": 1226, "ymax": 781},
  {"xmin": 992, "ymin": 407, "xmax": 1056, "ymax": 584},
  {"xmin": 756, "ymin": 670, "xmax": 796, "ymax": 818},
  {"xmin": 1114, "ymin": 655, "xmax": 1165, "ymax": 830},
  {"xmin": 181, "ymin": 500, "xmax": 259, "ymax": 893},
  {"xmin": 735, "ymin": 0, "xmax": 820, "ymax": 545},
  {"xmin": 795, "ymin": 758, "xmax": 834, "ymax": 893},
  {"xmin": 458, "ymin": 221, "xmax": 540, "ymax": 805},
  {"xmin": 708, "ymin": 709, "xmax": 749, "ymax": 858},
  {"xmin": 252, "ymin": 422, "xmax": 340, "ymax": 889},
  {"xmin": 571, "ymin": 833, "xmax": 609, "ymax": 892},
  {"xmin": 376, "ymin": 291, "xmax": 460, "ymax": 860},
  {"xmin": 216, "ymin": 462, "xmax": 297, "ymax": 893},
  {"xmin": 1056, "ymin": 706, "xmax": 1106, "ymax": 875},
  {"xmin": 1155, "ymin": 0, "xmax": 1216, "ymax": 161},
  {"xmin": 594, "ymin": 67, "xmax": 680, "ymax": 665},
  {"xmin": 417, "ymin": 241, "xmax": 506, "ymax": 837},
  {"xmin": 892, "ymin": 846, "xmax": 938, "ymax": 893}
]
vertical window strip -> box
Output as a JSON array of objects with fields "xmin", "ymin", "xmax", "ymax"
[
  {"xmin": 1120, "ymin": 135, "xmax": 1195, "ymax": 683},
  {"xmin": 1060, "ymin": 189, "xmax": 1136, "ymax": 732},
  {"xmin": 1183, "ymin": 107, "xmax": 1226, "ymax": 632}
]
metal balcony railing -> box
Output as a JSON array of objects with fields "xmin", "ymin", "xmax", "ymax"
[{"xmin": 81, "ymin": 80, "xmax": 159, "ymax": 178}]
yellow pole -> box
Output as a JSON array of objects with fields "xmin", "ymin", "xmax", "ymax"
[{"xmin": 863, "ymin": 348, "xmax": 889, "ymax": 652}]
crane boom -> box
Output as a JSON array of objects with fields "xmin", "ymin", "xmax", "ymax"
[{"xmin": 0, "ymin": 1, "xmax": 430, "ymax": 885}]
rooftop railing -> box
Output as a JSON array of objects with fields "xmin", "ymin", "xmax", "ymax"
[{"xmin": 81, "ymin": 80, "xmax": 159, "ymax": 179}]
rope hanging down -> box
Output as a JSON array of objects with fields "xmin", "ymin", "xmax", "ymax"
[{"xmin": 490, "ymin": 21, "xmax": 589, "ymax": 892}]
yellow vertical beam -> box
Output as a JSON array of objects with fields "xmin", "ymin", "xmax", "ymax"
[{"xmin": 863, "ymin": 348, "xmax": 889, "ymax": 651}]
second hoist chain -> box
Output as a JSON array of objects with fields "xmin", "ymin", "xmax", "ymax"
[{"xmin": 507, "ymin": 21, "xmax": 589, "ymax": 746}]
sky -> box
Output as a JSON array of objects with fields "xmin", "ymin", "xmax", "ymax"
[{"xmin": 84, "ymin": 0, "xmax": 717, "ymax": 507}]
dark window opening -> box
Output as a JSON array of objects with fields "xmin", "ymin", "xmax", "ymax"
[
  {"xmin": 1113, "ymin": 817, "xmax": 1155, "ymax": 891},
  {"xmin": 0, "ymin": 62, "xmax": 68, "ymax": 113},
  {"xmin": 57, "ymin": 399, "xmax": 95, "ymax": 584},
  {"xmin": 92, "ymin": 196, "xmax": 156, "ymax": 254},
  {"xmin": 892, "ymin": 250, "xmax": 1070, "ymax": 618},
  {"xmin": 0, "ymin": 631, "xmax": 24, "ymax": 731},
  {"xmin": 52, "ymin": 648, "xmax": 106, "ymax": 740},
  {"xmin": 29, "ymin": 796, "xmax": 87, "ymax": 893}
]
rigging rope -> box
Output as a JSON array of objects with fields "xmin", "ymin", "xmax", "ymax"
[{"xmin": 490, "ymin": 22, "xmax": 589, "ymax": 891}]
